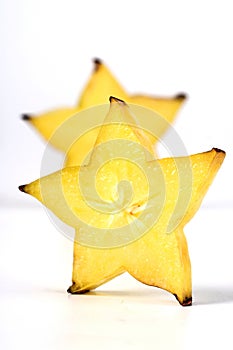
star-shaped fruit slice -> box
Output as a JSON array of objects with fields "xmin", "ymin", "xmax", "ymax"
[
  {"xmin": 19, "ymin": 97, "xmax": 225, "ymax": 306},
  {"xmin": 22, "ymin": 58, "xmax": 187, "ymax": 166}
]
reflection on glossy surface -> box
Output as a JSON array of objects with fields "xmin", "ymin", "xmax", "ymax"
[
  {"xmin": 0, "ymin": 208, "xmax": 233, "ymax": 349},
  {"xmin": 0, "ymin": 286, "xmax": 191, "ymax": 350}
]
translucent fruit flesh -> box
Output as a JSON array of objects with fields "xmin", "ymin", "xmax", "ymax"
[{"xmin": 19, "ymin": 98, "xmax": 225, "ymax": 306}]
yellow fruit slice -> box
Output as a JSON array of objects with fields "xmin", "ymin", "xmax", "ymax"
[
  {"xmin": 22, "ymin": 59, "xmax": 187, "ymax": 165},
  {"xmin": 130, "ymin": 93, "xmax": 186, "ymax": 126},
  {"xmin": 77, "ymin": 58, "xmax": 128, "ymax": 108},
  {"xmin": 19, "ymin": 97, "xmax": 225, "ymax": 305},
  {"xmin": 22, "ymin": 108, "xmax": 78, "ymax": 152}
]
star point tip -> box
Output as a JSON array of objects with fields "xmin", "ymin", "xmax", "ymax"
[
  {"xmin": 93, "ymin": 58, "xmax": 102, "ymax": 71},
  {"xmin": 109, "ymin": 96, "xmax": 126, "ymax": 105},
  {"xmin": 67, "ymin": 286, "xmax": 72, "ymax": 293},
  {"xmin": 175, "ymin": 93, "xmax": 187, "ymax": 100},
  {"xmin": 213, "ymin": 147, "xmax": 226, "ymax": 155},
  {"xmin": 174, "ymin": 294, "xmax": 192, "ymax": 306},
  {"xmin": 181, "ymin": 296, "xmax": 192, "ymax": 306},
  {"xmin": 21, "ymin": 114, "xmax": 31, "ymax": 121},
  {"xmin": 18, "ymin": 185, "xmax": 26, "ymax": 193}
]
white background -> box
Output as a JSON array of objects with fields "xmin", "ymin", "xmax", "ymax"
[{"xmin": 0, "ymin": 1, "xmax": 233, "ymax": 349}]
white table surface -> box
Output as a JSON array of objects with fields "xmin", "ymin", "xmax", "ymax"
[{"xmin": 1, "ymin": 205, "xmax": 233, "ymax": 350}]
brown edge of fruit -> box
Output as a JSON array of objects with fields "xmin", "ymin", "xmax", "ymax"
[
  {"xmin": 174, "ymin": 93, "xmax": 187, "ymax": 100},
  {"xmin": 21, "ymin": 114, "xmax": 31, "ymax": 121},
  {"xmin": 212, "ymin": 147, "xmax": 226, "ymax": 155},
  {"xmin": 173, "ymin": 294, "xmax": 192, "ymax": 307},
  {"xmin": 18, "ymin": 185, "xmax": 26, "ymax": 193},
  {"xmin": 109, "ymin": 96, "xmax": 126, "ymax": 105},
  {"xmin": 93, "ymin": 58, "xmax": 102, "ymax": 71},
  {"xmin": 67, "ymin": 283, "xmax": 90, "ymax": 294}
]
